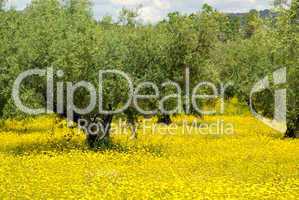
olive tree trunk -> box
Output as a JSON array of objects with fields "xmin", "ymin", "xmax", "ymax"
[
  {"xmin": 285, "ymin": 116, "xmax": 299, "ymax": 138},
  {"xmin": 157, "ymin": 114, "xmax": 172, "ymax": 125}
]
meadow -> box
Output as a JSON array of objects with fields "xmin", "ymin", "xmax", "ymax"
[
  {"xmin": 0, "ymin": 0, "xmax": 298, "ymax": 199},
  {"xmin": 0, "ymin": 114, "xmax": 298, "ymax": 199}
]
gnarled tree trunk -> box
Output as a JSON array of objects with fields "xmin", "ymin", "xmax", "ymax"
[
  {"xmin": 157, "ymin": 114, "xmax": 172, "ymax": 125},
  {"xmin": 125, "ymin": 107, "xmax": 138, "ymax": 139},
  {"xmin": 285, "ymin": 116, "xmax": 299, "ymax": 138}
]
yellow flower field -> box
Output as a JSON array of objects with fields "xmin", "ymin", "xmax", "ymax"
[{"xmin": 0, "ymin": 115, "xmax": 298, "ymax": 199}]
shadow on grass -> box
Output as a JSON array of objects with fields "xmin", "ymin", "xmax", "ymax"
[
  {"xmin": 1, "ymin": 138, "xmax": 166, "ymax": 157},
  {"xmin": 1, "ymin": 139, "xmax": 86, "ymax": 156},
  {"xmin": 0, "ymin": 127, "xmax": 54, "ymax": 134},
  {"xmin": 94, "ymin": 142, "xmax": 165, "ymax": 157}
]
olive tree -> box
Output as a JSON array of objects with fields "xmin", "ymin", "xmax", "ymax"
[
  {"xmin": 274, "ymin": 0, "xmax": 298, "ymax": 137},
  {"xmin": 211, "ymin": 0, "xmax": 298, "ymax": 138}
]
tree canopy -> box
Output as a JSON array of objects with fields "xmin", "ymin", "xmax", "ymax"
[{"xmin": 0, "ymin": 0, "xmax": 298, "ymax": 145}]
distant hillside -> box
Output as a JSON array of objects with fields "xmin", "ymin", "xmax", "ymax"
[{"xmin": 227, "ymin": 9, "xmax": 276, "ymax": 19}]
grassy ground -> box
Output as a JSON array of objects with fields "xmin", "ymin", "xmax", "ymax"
[{"xmin": 0, "ymin": 115, "xmax": 298, "ymax": 199}]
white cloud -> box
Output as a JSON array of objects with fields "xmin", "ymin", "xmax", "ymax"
[
  {"xmin": 108, "ymin": 0, "xmax": 172, "ymax": 22},
  {"xmin": 153, "ymin": 0, "xmax": 171, "ymax": 10},
  {"xmin": 111, "ymin": 0, "xmax": 141, "ymax": 6},
  {"xmin": 139, "ymin": 6, "xmax": 163, "ymax": 22}
]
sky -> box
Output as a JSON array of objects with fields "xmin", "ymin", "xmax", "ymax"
[{"xmin": 6, "ymin": 0, "xmax": 271, "ymax": 22}]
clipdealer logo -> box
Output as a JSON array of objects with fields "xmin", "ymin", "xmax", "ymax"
[
  {"xmin": 250, "ymin": 68, "xmax": 287, "ymax": 133},
  {"xmin": 10, "ymin": 67, "xmax": 288, "ymax": 134}
]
